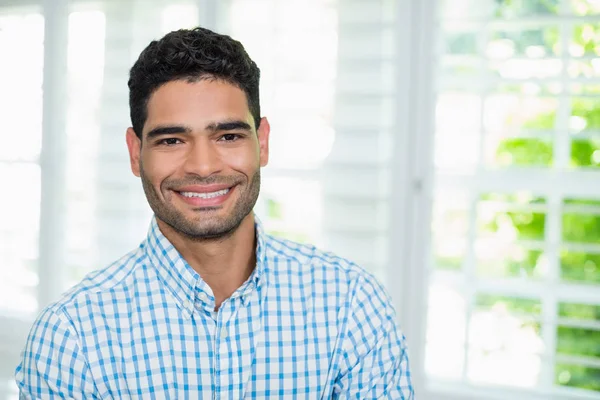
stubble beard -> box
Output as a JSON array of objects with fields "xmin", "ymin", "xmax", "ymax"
[{"xmin": 139, "ymin": 164, "xmax": 261, "ymax": 241}]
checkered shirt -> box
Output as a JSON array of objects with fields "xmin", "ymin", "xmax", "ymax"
[{"xmin": 16, "ymin": 216, "xmax": 414, "ymax": 399}]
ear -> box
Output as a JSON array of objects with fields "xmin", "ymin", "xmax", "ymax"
[
  {"xmin": 126, "ymin": 127, "xmax": 142, "ymax": 177},
  {"xmin": 257, "ymin": 117, "xmax": 270, "ymax": 167}
]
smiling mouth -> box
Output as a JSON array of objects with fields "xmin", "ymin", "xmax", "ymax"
[{"xmin": 178, "ymin": 188, "xmax": 230, "ymax": 199}]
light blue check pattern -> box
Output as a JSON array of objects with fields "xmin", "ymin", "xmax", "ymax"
[{"xmin": 16, "ymin": 216, "xmax": 414, "ymax": 399}]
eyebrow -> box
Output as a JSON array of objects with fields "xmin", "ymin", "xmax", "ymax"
[
  {"xmin": 145, "ymin": 120, "xmax": 253, "ymax": 140},
  {"xmin": 205, "ymin": 120, "xmax": 253, "ymax": 132},
  {"xmin": 146, "ymin": 125, "xmax": 192, "ymax": 139}
]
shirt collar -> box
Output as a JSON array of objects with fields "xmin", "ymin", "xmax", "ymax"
[{"xmin": 143, "ymin": 214, "xmax": 268, "ymax": 316}]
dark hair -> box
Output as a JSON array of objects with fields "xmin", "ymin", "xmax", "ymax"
[{"xmin": 128, "ymin": 27, "xmax": 261, "ymax": 138}]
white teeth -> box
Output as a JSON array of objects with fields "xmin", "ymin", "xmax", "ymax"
[{"xmin": 180, "ymin": 189, "xmax": 229, "ymax": 199}]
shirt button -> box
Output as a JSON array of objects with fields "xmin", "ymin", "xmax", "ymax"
[
  {"xmin": 183, "ymin": 299, "xmax": 191, "ymax": 309},
  {"xmin": 220, "ymin": 327, "xmax": 228, "ymax": 339},
  {"xmin": 199, "ymin": 293, "xmax": 208, "ymax": 302}
]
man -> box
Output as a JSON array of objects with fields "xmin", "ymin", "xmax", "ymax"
[{"xmin": 16, "ymin": 27, "xmax": 414, "ymax": 399}]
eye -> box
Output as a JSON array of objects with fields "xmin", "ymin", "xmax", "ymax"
[
  {"xmin": 158, "ymin": 137, "xmax": 182, "ymax": 146},
  {"xmin": 219, "ymin": 133, "xmax": 241, "ymax": 142}
]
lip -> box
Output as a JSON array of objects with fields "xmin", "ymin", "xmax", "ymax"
[{"xmin": 173, "ymin": 184, "xmax": 235, "ymax": 208}]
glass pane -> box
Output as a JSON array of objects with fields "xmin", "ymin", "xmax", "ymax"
[
  {"xmin": 489, "ymin": 59, "xmax": 562, "ymax": 80},
  {"xmin": 484, "ymin": 93, "xmax": 559, "ymax": 131},
  {"xmin": 560, "ymin": 251, "xmax": 600, "ymax": 284},
  {"xmin": 562, "ymin": 207, "xmax": 600, "ymax": 243},
  {"xmin": 488, "ymin": 26, "xmax": 560, "ymax": 59},
  {"xmin": 0, "ymin": 13, "xmax": 44, "ymax": 162},
  {"xmin": 571, "ymin": 0, "xmax": 600, "ymax": 15},
  {"xmin": 443, "ymin": 29, "xmax": 478, "ymax": 55},
  {"xmin": 556, "ymin": 364, "xmax": 600, "ymax": 391},
  {"xmin": 488, "ymin": 137, "xmax": 554, "ymax": 167},
  {"xmin": 441, "ymin": 56, "xmax": 480, "ymax": 79},
  {"xmin": 475, "ymin": 294, "xmax": 542, "ymax": 315},
  {"xmin": 476, "ymin": 245, "xmax": 546, "ymax": 278},
  {"xmin": 571, "ymin": 23, "xmax": 600, "ymax": 57},
  {"xmin": 557, "ymin": 326, "xmax": 600, "ymax": 358},
  {"xmin": 568, "ymin": 59, "xmax": 600, "ymax": 79},
  {"xmin": 467, "ymin": 298, "xmax": 543, "ymax": 387},
  {"xmin": 559, "ymin": 302, "xmax": 600, "ymax": 321},
  {"xmin": 425, "ymin": 283, "xmax": 467, "ymax": 380},
  {"xmin": 478, "ymin": 200, "xmax": 547, "ymax": 241},
  {"xmin": 476, "ymin": 193, "xmax": 547, "ymax": 277},
  {"xmin": 435, "ymin": 92, "xmax": 482, "ymax": 172},
  {"xmin": 571, "ymin": 97, "xmax": 600, "ymax": 131},
  {"xmin": 433, "ymin": 215, "xmax": 469, "ymax": 270},
  {"xmin": 441, "ymin": 0, "xmax": 560, "ymax": 19},
  {"xmin": 432, "ymin": 191, "xmax": 470, "ymax": 270},
  {"xmin": 571, "ymin": 138, "xmax": 600, "ymax": 168},
  {"xmin": 0, "ymin": 162, "xmax": 40, "ymax": 314}
]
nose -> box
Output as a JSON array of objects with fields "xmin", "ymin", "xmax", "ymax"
[{"xmin": 182, "ymin": 138, "xmax": 224, "ymax": 177}]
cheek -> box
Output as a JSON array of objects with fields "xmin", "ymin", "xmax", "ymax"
[
  {"xmin": 225, "ymin": 147, "xmax": 260, "ymax": 174},
  {"xmin": 142, "ymin": 151, "xmax": 181, "ymax": 186}
]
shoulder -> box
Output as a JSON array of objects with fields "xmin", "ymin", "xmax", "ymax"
[
  {"xmin": 43, "ymin": 244, "xmax": 149, "ymax": 318},
  {"xmin": 263, "ymin": 234, "xmax": 388, "ymax": 300}
]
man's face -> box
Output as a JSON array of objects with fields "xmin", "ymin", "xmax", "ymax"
[{"xmin": 126, "ymin": 79, "xmax": 270, "ymax": 240}]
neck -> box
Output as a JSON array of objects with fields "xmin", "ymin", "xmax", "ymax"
[{"xmin": 157, "ymin": 214, "xmax": 257, "ymax": 310}]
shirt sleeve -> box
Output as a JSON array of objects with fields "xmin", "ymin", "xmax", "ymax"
[
  {"xmin": 15, "ymin": 307, "xmax": 99, "ymax": 399},
  {"xmin": 332, "ymin": 273, "xmax": 414, "ymax": 399}
]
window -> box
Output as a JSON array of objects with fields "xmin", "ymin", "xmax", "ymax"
[{"xmin": 427, "ymin": 0, "xmax": 600, "ymax": 397}]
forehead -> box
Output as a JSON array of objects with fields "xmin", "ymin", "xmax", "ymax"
[{"xmin": 144, "ymin": 79, "xmax": 253, "ymax": 132}]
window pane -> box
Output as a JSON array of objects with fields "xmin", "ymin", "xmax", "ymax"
[
  {"xmin": 488, "ymin": 26, "xmax": 560, "ymax": 59},
  {"xmin": 425, "ymin": 283, "xmax": 467, "ymax": 380},
  {"xmin": 432, "ymin": 191, "xmax": 469, "ymax": 271},
  {"xmin": 571, "ymin": 0, "xmax": 600, "ymax": 15},
  {"xmin": 467, "ymin": 295, "xmax": 543, "ymax": 387},
  {"xmin": 476, "ymin": 194, "xmax": 547, "ymax": 278},
  {"xmin": 478, "ymin": 197, "xmax": 547, "ymax": 241},
  {"xmin": 560, "ymin": 251, "xmax": 600, "ymax": 284},
  {"xmin": 571, "ymin": 23, "xmax": 600, "ymax": 57},
  {"xmin": 557, "ymin": 327, "xmax": 600, "ymax": 358},
  {"xmin": 556, "ymin": 364, "xmax": 600, "ymax": 391},
  {"xmin": 441, "ymin": 0, "xmax": 560, "ymax": 19},
  {"xmin": 571, "ymin": 97, "xmax": 600, "ymax": 131},
  {"xmin": 568, "ymin": 59, "xmax": 600, "ymax": 79},
  {"xmin": 475, "ymin": 294, "xmax": 542, "ymax": 315},
  {"xmin": 562, "ymin": 200, "xmax": 600, "ymax": 243},
  {"xmin": 571, "ymin": 138, "xmax": 600, "ymax": 168},
  {"xmin": 443, "ymin": 28, "xmax": 478, "ymax": 55},
  {"xmin": 559, "ymin": 302, "xmax": 600, "ymax": 320}
]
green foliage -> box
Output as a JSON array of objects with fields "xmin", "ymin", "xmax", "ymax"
[
  {"xmin": 495, "ymin": 139, "xmax": 553, "ymax": 166},
  {"xmin": 493, "ymin": 0, "xmax": 560, "ymax": 17},
  {"xmin": 484, "ymin": 22, "xmax": 600, "ymax": 392},
  {"xmin": 555, "ymin": 364, "xmax": 600, "ymax": 391},
  {"xmin": 476, "ymin": 294, "xmax": 542, "ymax": 314},
  {"xmin": 560, "ymin": 251, "xmax": 600, "ymax": 283},
  {"xmin": 559, "ymin": 303, "xmax": 600, "ymax": 320},
  {"xmin": 557, "ymin": 327, "xmax": 600, "ymax": 358}
]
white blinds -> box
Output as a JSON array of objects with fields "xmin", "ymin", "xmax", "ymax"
[
  {"xmin": 426, "ymin": 0, "xmax": 600, "ymax": 398},
  {"xmin": 228, "ymin": 0, "xmax": 397, "ymax": 283}
]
